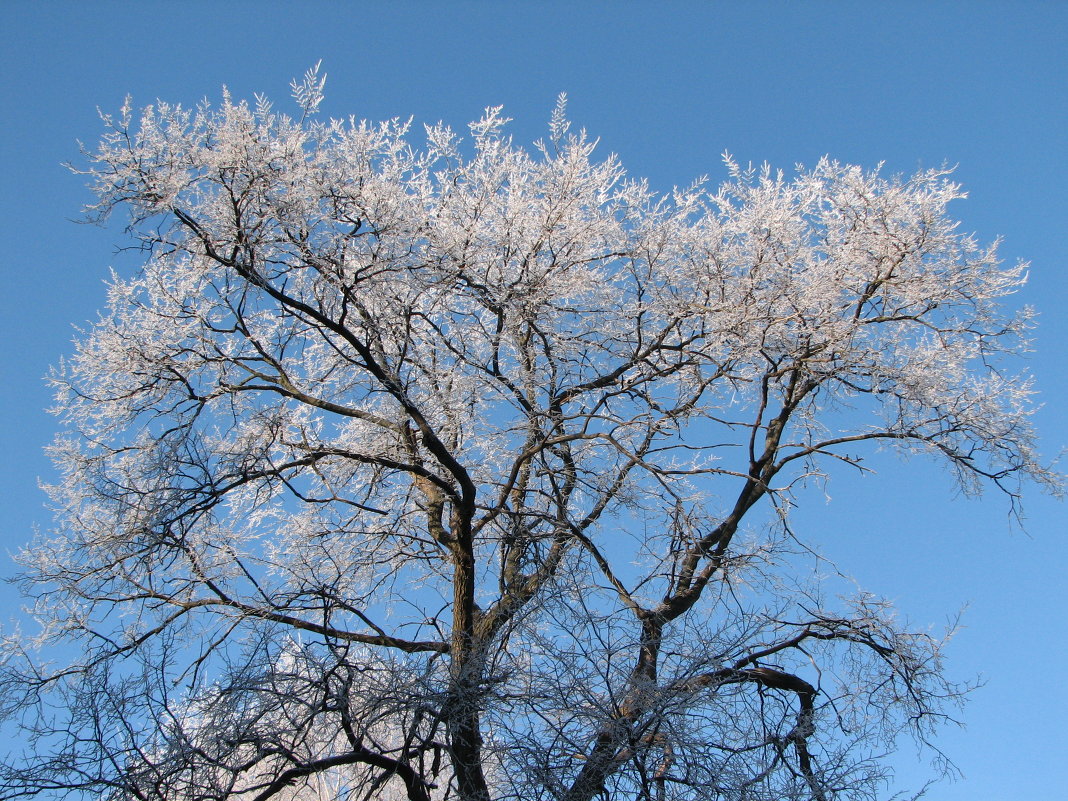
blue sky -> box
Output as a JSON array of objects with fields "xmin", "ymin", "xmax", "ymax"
[{"xmin": 0, "ymin": 2, "xmax": 1064, "ymax": 798}]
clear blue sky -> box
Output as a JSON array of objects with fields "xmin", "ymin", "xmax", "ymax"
[{"xmin": 1, "ymin": 2, "xmax": 1064, "ymax": 798}]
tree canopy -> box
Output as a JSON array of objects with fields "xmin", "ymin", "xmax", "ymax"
[{"xmin": 0, "ymin": 68, "xmax": 1057, "ymax": 801}]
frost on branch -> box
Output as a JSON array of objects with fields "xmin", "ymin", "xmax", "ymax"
[
  {"xmin": 291, "ymin": 60, "xmax": 326, "ymax": 119},
  {"xmin": 0, "ymin": 78, "xmax": 1059, "ymax": 801},
  {"xmin": 549, "ymin": 92, "xmax": 571, "ymax": 146}
]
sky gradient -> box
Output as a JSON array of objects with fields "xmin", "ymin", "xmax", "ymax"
[{"xmin": 1, "ymin": 2, "xmax": 1065, "ymax": 798}]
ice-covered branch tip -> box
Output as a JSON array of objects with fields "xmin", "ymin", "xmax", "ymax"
[
  {"xmin": 290, "ymin": 60, "xmax": 325, "ymax": 118},
  {"xmin": 549, "ymin": 92, "xmax": 570, "ymax": 145}
]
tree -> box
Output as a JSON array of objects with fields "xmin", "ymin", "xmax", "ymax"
[{"xmin": 0, "ymin": 67, "xmax": 1058, "ymax": 801}]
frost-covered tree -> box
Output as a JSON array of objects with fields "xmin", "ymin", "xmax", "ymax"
[{"xmin": 0, "ymin": 66, "xmax": 1058, "ymax": 801}]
